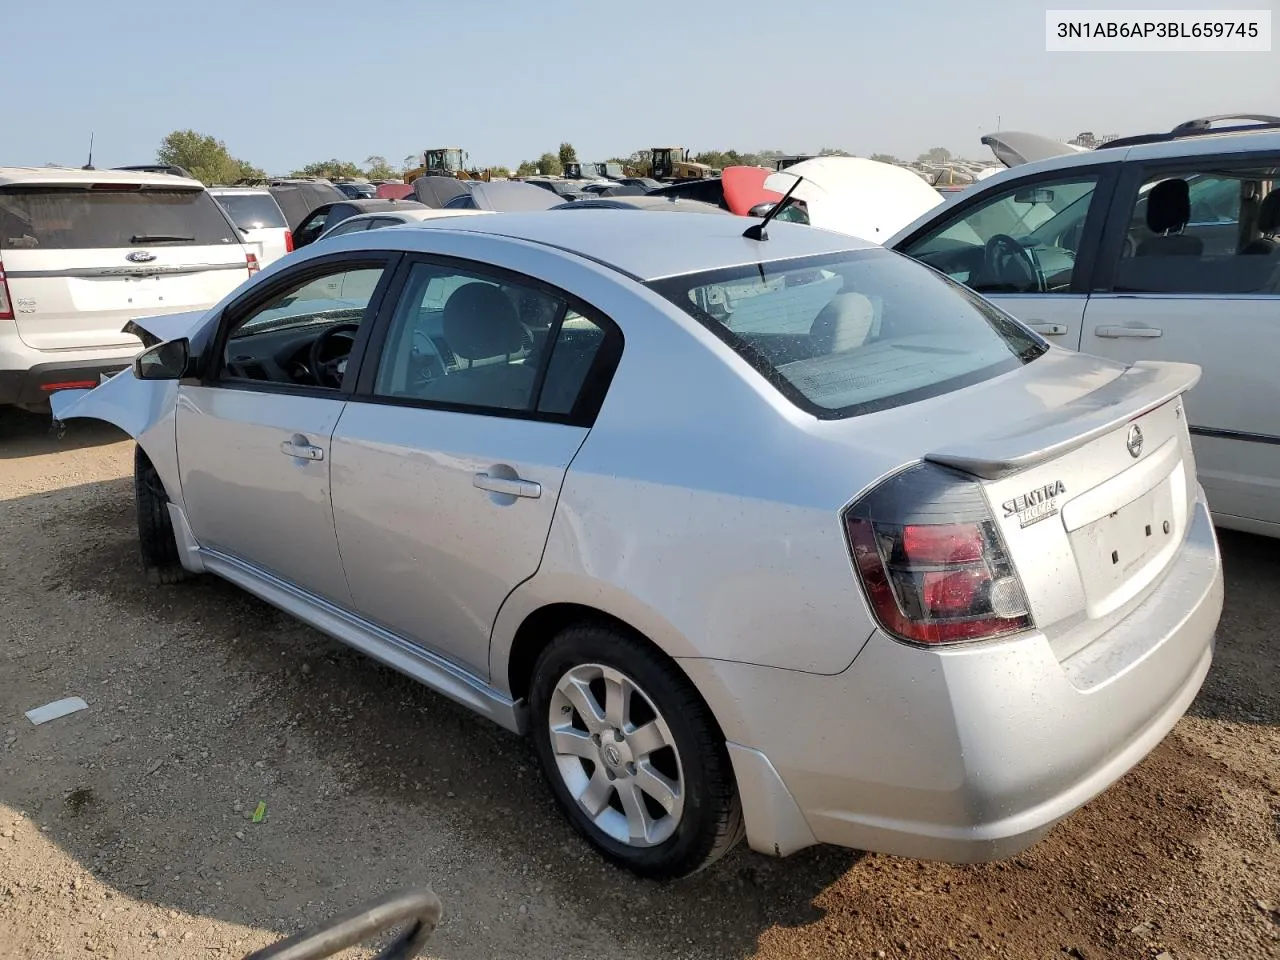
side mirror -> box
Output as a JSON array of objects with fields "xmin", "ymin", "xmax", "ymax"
[
  {"xmin": 1014, "ymin": 188, "xmax": 1055, "ymax": 204},
  {"xmin": 748, "ymin": 202, "xmax": 775, "ymax": 218},
  {"xmin": 133, "ymin": 338, "xmax": 191, "ymax": 381}
]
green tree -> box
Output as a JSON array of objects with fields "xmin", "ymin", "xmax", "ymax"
[
  {"xmin": 402, "ymin": 153, "xmax": 422, "ymax": 173},
  {"xmin": 156, "ymin": 129, "xmax": 260, "ymax": 185},
  {"xmin": 818, "ymin": 147, "xmax": 852, "ymax": 157},
  {"xmin": 557, "ymin": 142, "xmax": 577, "ymax": 167},
  {"xmin": 292, "ymin": 158, "xmax": 364, "ymax": 180},
  {"xmin": 536, "ymin": 152, "xmax": 562, "ymax": 176},
  {"xmin": 918, "ymin": 146, "xmax": 952, "ymax": 164},
  {"xmin": 489, "ymin": 166, "xmax": 513, "ymax": 179},
  {"xmin": 365, "ymin": 155, "xmax": 397, "ymax": 180},
  {"xmin": 870, "ymin": 153, "xmax": 899, "ymax": 164}
]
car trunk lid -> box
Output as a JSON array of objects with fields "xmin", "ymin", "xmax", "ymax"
[{"xmin": 810, "ymin": 351, "xmax": 1200, "ymax": 657}]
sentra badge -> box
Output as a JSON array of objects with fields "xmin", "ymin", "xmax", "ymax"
[{"xmin": 1002, "ymin": 480, "xmax": 1066, "ymax": 529}]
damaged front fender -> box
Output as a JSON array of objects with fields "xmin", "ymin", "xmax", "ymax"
[{"xmin": 49, "ymin": 369, "xmax": 184, "ymax": 509}]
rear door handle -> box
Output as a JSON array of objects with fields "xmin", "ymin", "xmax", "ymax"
[
  {"xmin": 1094, "ymin": 325, "xmax": 1162, "ymax": 339},
  {"xmin": 473, "ymin": 472, "xmax": 541, "ymax": 499},
  {"xmin": 1026, "ymin": 320, "xmax": 1067, "ymax": 336},
  {"xmin": 280, "ymin": 437, "xmax": 324, "ymax": 461}
]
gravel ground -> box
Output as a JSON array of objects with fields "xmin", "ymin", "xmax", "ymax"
[{"xmin": 0, "ymin": 408, "xmax": 1277, "ymax": 960}]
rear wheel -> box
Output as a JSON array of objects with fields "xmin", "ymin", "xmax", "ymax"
[
  {"xmin": 134, "ymin": 446, "xmax": 190, "ymax": 585},
  {"xmin": 529, "ymin": 624, "xmax": 744, "ymax": 879}
]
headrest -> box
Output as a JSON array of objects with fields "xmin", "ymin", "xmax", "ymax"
[
  {"xmin": 1257, "ymin": 188, "xmax": 1280, "ymax": 235},
  {"xmin": 1146, "ymin": 178, "xmax": 1191, "ymax": 234},
  {"xmin": 442, "ymin": 283, "xmax": 523, "ymax": 361}
]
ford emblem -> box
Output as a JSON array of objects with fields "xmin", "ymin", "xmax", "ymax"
[
  {"xmin": 126, "ymin": 251, "xmax": 156, "ymax": 263},
  {"xmin": 1126, "ymin": 423, "xmax": 1143, "ymax": 459}
]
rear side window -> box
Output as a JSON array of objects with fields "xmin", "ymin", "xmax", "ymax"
[
  {"xmin": 0, "ymin": 187, "xmax": 240, "ymax": 250},
  {"xmin": 213, "ymin": 193, "xmax": 287, "ymax": 230},
  {"xmin": 648, "ymin": 248, "xmax": 1045, "ymax": 419}
]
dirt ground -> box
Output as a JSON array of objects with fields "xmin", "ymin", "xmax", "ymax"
[{"xmin": 0, "ymin": 408, "xmax": 1277, "ymax": 960}]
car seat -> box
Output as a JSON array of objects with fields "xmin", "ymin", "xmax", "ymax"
[
  {"xmin": 425, "ymin": 283, "xmax": 536, "ymax": 408},
  {"xmin": 1241, "ymin": 188, "xmax": 1280, "ymax": 255},
  {"xmin": 1136, "ymin": 179, "xmax": 1204, "ymax": 257}
]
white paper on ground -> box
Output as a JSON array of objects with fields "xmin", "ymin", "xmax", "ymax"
[{"xmin": 24, "ymin": 697, "xmax": 89, "ymax": 726}]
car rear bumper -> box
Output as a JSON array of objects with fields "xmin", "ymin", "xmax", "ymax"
[
  {"xmin": 684, "ymin": 488, "xmax": 1223, "ymax": 862},
  {"xmin": 0, "ymin": 355, "xmax": 138, "ymax": 408}
]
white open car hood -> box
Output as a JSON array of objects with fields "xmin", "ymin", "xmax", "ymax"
[{"xmin": 764, "ymin": 157, "xmax": 945, "ymax": 244}]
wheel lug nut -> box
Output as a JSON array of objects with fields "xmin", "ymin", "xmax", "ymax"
[
  {"xmin": 626, "ymin": 763, "xmax": 636, "ymax": 776},
  {"xmin": 613, "ymin": 730, "xmax": 624, "ymax": 742},
  {"xmin": 591, "ymin": 733, "xmax": 600, "ymax": 744}
]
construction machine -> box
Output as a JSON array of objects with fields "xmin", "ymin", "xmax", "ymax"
[
  {"xmin": 647, "ymin": 147, "xmax": 714, "ymax": 182},
  {"xmin": 402, "ymin": 147, "xmax": 492, "ymax": 184}
]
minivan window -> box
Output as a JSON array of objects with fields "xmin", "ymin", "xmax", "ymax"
[
  {"xmin": 213, "ymin": 193, "xmax": 288, "ymax": 230},
  {"xmin": 0, "ymin": 186, "xmax": 240, "ymax": 250},
  {"xmin": 649, "ymin": 249, "xmax": 1045, "ymax": 419}
]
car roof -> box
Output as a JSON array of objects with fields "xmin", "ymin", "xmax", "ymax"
[
  {"xmin": 552, "ymin": 196, "xmax": 730, "ymax": 214},
  {"xmin": 208, "ymin": 185, "xmax": 271, "ymax": 195},
  {"xmin": 0, "ymin": 166, "xmax": 206, "ymax": 189},
  {"xmin": 390, "ymin": 209, "xmax": 873, "ymax": 280},
  {"xmin": 947, "ymin": 126, "xmax": 1280, "ymax": 198}
]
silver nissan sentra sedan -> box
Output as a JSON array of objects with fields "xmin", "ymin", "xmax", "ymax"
[{"xmin": 51, "ymin": 210, "xmax": 1224, "ymax": 879}]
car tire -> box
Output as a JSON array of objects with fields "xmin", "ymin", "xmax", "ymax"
[
  {"xmin": 134, "ymin": 446, "xmax": 190, "ymax": 585},
  {"xmin": 529, "ymin": 623, "xmax": 744, "ymax": 879}
]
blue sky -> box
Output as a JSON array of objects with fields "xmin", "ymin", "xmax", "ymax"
[{"xmin": 7, "ymin": 0, "xmax": 1277, "ymax": 172}]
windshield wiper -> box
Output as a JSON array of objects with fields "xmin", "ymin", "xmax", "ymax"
[{"xmin": 130, "ymin": 234, "xmax": 194, "ymax": 244}]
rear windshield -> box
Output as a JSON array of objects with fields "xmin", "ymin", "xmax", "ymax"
[
  {"xmin": 0, "ymin": 187, "xmax": 240, "ymax": 250},
  {"xmin": 212, "ymin": 192, "xmax": 287, "ymax": 230},
  {"xmin": 648, "ymin": 248, "xmax": 1046, "ymax": 419}
]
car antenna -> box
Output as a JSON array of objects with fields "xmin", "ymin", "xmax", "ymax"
[
  {"xmin": 742, "ymin": 175, "xmax": 803, "ymax": 241},
  {"xmin": 82, "ymin": 132, "xmax": 95, "ymax": 170}
]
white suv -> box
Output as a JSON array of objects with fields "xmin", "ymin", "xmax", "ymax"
[
  {"xmin": 208, "ymin": 186, "xmax": 294, "ymax": 267},
  {"xmin": 886, "ymin": 115, "xmax": 1280, "ymax": 537},
  {"xmin": 0, "ymin": 167, "xmax": 257, "ymax": 411}
]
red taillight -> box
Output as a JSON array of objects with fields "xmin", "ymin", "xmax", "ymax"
[
  {"xmin": 284, "ymin": 230, "xmax": 295, "ymax": 253},
  {"xmin": 40, "ymin": 380, "xmax": 99, "ymax": 393},
  {"xmin": 843, "ymin": 464, "xmax": 1032, "ymax": 646},
  {"xmin": 246, "ymin": 253, "xmax": 260, "ymax": 276},
  {"xmin": 0, "ymin": 263, "xmax": 13, "ymax": 321},
  {"xmin": 89, "ymin": 182, "xmax": 144, "ymax": 191}
]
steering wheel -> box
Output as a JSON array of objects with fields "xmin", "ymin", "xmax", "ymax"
[
  {"xmin": 309, "ymin": 323, "xmax": 360, "ymax": 388},
  {"xmin": 980, "ymin": 234, "xmax": 1043, "ymax": 292}
]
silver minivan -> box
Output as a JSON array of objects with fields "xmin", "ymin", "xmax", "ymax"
[{"xmin": 0, "ymin": 167, "xmax": 256, "ymax": 411}]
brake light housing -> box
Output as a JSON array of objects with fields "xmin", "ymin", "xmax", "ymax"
[
  {"xmin": 246, "ymin": 252, "xmax": 260, "ymax": 276},
  {"xmin": 284, "ymin": 230, "xmax": 295, "ymax": 253},
  {"xmin": 0, "ymin": 263, "xmax": 12, "ymax": 320},
  {"xmin": 843, "ymin": 463, "xmax": 1032, "ymax": 646}
]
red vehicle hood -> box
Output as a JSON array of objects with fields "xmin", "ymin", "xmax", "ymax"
[{"xmin": 721, "ymin": 166, "xmax": 782, "ymax": 216}]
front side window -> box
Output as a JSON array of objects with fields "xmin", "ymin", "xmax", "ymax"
[
  {"xmin": 0, "ymin": 186, "xmax": 240, "ymax": 250},
  {"xmin": 222, "ymin": 263, "xmax": 387, "ymax": 389},
  {"xmin": 649, "ymin": 248, "xmax": 1044, "ymax": 419},
  {"xmin": 1109, "ymin": 163, "xmax": 1280, "ymax": 294},
  {"xmin": 373, "ymin": 262, "xmax": 614, "ymax": 418},
  {"xmin": 901, "ymin": 175, "xmax": 1101, "ymax": 294}
]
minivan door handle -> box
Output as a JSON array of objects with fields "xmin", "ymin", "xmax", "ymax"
[
  {"xmin": 280, "ymin": 436, "xmax": 324, "ymax": 461},
  {"xmin": 1094, "ymin": 325, "xmax": 1163, "ymax": 339},
  {"xmin": 1026, "ymin": 320, "xmax": 1067, "ymax": 336},
  {"xmin": 473, "ymin": 472, "xmax": 541, "ymax": 499}
]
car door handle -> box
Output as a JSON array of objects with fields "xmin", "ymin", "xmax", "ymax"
[
  {"xmin": 1026, "ymin": 320, "xmax": 1067, "ymax": 336},
  {"xmin": 280, "ymin": 438, "xmax": 324, "ymax": 461},
  {"xmin": 1094, "ymin": 325, "xmax": 1162, "ymax": 339},
  {"xmin": 473, "ymin": 472, "xmax": 541, "ymax": 498}
]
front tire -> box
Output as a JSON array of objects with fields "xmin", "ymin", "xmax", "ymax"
[
  {"xmin": 134, "ymin": 446, "xmax": 190, "ymax": 585},
  {"xmin": 529, "ymin": 624, "xmax": 744, "ymax": 879}
]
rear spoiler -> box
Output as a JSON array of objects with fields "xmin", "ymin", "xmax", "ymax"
[{"xmin": 926, "ymin": 361, "xmax": 1201, "ymax": 480}]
